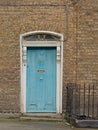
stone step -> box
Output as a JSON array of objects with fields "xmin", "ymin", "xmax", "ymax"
[
  {"xmin": 76, "ymin": 119, "xmax": 98, "ymax": 128},
  {"xmin": 20, "ymin": 113, "xmax": 64, "ymax": 122}
]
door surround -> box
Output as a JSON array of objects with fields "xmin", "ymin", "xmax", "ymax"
[{"xmin": 20, "ymin": 31, "xmax": 64, "ymax": 113}]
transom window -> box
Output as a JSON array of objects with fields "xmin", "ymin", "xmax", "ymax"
[{"xmin": 23, "ymin": 33, "xmax": 61, "ymax": 41}]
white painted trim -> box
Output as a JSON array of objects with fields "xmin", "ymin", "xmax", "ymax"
[
  {"xmin": 23, "ymin": 41, "xmax": 61, "ymax": 47},
  {"xmin": 20, "ymin": 31, "xmax": 63, "ymax": 114},
  {"xmin": 21, "ymin": 31, "xmax": 63, "ymax": 40}
]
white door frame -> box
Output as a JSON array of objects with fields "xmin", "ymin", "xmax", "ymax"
[{"xmin": 20, "ymin": 31, "xmax": 64, "ymax": 113}]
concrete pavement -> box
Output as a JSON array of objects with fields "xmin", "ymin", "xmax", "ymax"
[{"xmin": 0, "ymin": 121, "xmax": 97, "ymax": 130}]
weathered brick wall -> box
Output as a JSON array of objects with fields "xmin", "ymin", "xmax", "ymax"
[
  {"xmin": 76, "ymin": 0, "xmax": 98, "ymax": 84},
  {"xmin": 0, "ymin": 0, "xmax": 97, "ymax": 113},
  {"xmin": 0, "ymin": 0, "xmax": 73, "ymax": 113},
  {"xmin": 64, "ymin": 0, "xmax": 98, "ymax": 114}
]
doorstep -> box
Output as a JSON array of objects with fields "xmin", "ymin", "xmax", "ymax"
[{"xmin": 20, "ymin": 113, "xmax": 64, "ymax": 122}]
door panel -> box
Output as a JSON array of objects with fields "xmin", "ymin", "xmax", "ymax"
[{"xmin": 26, "ymin": 47, "xmax": 56, "ymax": 112}]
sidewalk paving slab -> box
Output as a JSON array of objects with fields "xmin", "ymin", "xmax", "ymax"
[{"xmin": 0, "ymin": 120, "xmax": 97, "ymax": 130}]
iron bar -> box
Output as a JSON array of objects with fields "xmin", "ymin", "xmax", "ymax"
[
  {"xmin": 88, "ymin": 84, "xmax": 90, "ymax": 118},
  {"xmin": 66, "ymin": 83, "xmax": 73, "ymax": 116},
  {"xmin": 83, "ymin": 83, "xmax": 86, "ymax": 115},
  {"xmin": 74, "ymin": 83, "xmax": 77, "ymax": 116},
  {"xmin": 92, "ymin": 84, "xmax": 95, "ymax": 118},
  {"xmin": 97, "ymin": 101, "xmax": 98, "ymax": 117},
  {"xmin": 78, "ymin": 84, "xmax": 80, "ymax": 115}
]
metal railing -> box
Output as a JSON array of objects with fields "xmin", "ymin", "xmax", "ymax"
[{"xmin": 66, "ymin": 83, "xmax": 98, "ymax": 119}]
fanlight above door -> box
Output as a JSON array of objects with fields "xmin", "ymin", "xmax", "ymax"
[{"xmin": 23, "ymin": 33, "xmax": 61, "ymax": 41}]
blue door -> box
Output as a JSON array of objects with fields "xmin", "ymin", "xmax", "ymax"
[{"xmin": 26, "ymin": 47, "xmax": 56, "ymax": 112}]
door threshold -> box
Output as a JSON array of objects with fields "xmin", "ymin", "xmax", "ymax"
[
  {"xmin": 20, "ymin": 113, "xmax": 64, "ymax": 121},
  {"xmin": 22, "ymin": 113, "xmax": 63, "ymax": 118}
]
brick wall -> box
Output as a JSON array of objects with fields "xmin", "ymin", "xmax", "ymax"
[
  {"xmin": 0, "ymin": 0, "xmax": 68, "ymax": 113},
  {"xmin": 64, "ymin": 0, "xmax": 98, "ymax": 113},
  {"xmin": 0, "ymin": 0, "xmax": 98, "ymax": 113},
  {"xmin": 76, "ymin": 0, "xmax": 98, "ymax": 84}
]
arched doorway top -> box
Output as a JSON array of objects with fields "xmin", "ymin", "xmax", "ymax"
[{"xmin": 20, "ymin": 31, "xmax": 63, "ymax": 42}]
